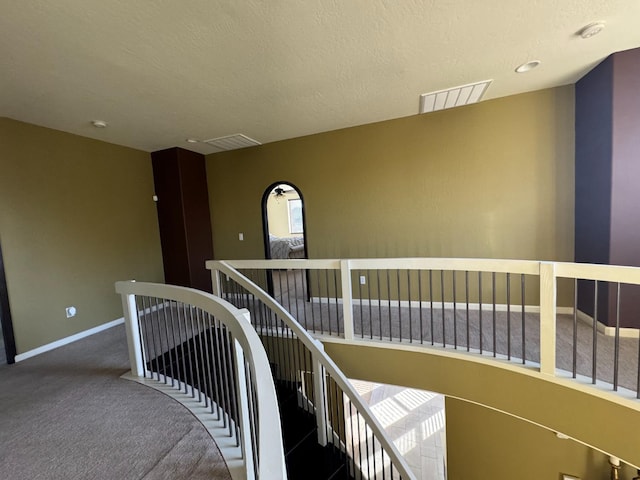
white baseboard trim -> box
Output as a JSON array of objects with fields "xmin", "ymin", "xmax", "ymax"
[
  {"xmin": 14, "ymin": 317, "xmax": 125, "ymax": 362},
  {"xmin": 575, "ymin": 310, "xmax": 640, "ymax": 339}
]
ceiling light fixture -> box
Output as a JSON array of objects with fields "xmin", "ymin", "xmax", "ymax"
[
  {"xmin": 579, "ymin": 22, "xmax": 605, "ymax": 39},
  {"xmin": 272, "ymin": 186, "xmax": 286, "ymax": 203},
  {"xmin": 186, "ymin": 138, "xmax": 199, "ymax": 143},
  {"xmin": 515, "ymin": 60, "xmax": 541, "ymax": 73},
  {"xmin": 91, "ymin": 120, "xmax": 108, "ymax": 128}
]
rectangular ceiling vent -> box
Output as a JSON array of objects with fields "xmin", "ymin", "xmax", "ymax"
[
  {"xmin": 203, "ymin": 133, "xmax": 261, "ymax": 152},
  {"xmin": 419, "ymin": 80, "xmax": 492, "ymax": 114}
]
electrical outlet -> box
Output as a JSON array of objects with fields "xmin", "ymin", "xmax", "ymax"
[
  {"xmin": 359, "ymin": 275, "xmax": 366, "ymax": 285},
  {"xmin": 65, "ymin": 306, "xmax": 77, "ymax": 318},
  {"xmin": 239, "ymin": 232, "xmax": 244, "ymax": 241}
]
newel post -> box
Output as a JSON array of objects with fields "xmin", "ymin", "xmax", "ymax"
[
  {"xmin": 211, "ymin": 264, "xmax": 223, "ymax": 297},
  {"xmin": 539, "ymin": 262, "xmax": 557, "ymax": 376},
  {"xmin": 120, "ymin": 283, "xmax": 145, "ymax": 377},
  {"xmin": 234, "ymin": 310, "xmax": 255, "ymax": 480},
  {"xmin": 340, "ymin": 260, "xmax": 354, "ymax": 340},
  {"xmin": 312, "ymin": 340, "xmax": 329, "ymax": 446}
]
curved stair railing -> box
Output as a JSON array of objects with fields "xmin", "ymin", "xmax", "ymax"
[
  {"xmin": 207, "ymin": 261, "xmax": 417, "ymax": 480},
  {"xmin": 115, "ymin": 281, "xmax": 286, "ymax": 480}
]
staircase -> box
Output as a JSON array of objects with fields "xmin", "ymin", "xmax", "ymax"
[
  {"xmin": 275, "ymin": 380, "xmax": 355, "ymax": 480},
  {"xmin": 149, "ymin": 330, "xmax": 356, "ymax": 479}
]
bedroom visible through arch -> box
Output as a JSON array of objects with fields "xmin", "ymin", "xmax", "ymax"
[
  {"xmin": 262, "ymin": 183, "xmax": 307, "ymax": 261},
  {"xmin": 261, "ymin": 182, "xmax": 309, "ymax": 301}
]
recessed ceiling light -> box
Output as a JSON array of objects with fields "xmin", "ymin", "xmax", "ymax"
[
  {"xmin": 579, "ymin": 22, "xmax": 605, "ymax": 39},
  {"xmin": 91, "ymin": 120, "xmax": 108, "ymax": 128},
  {"xmin": 515, "ymin": 60, "xmax": 541, "ymax": 73},
  {"xmin": 186, "ymin": 138, "xmax": 199, "ymax": 143}
]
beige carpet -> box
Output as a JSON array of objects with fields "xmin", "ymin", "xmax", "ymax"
[{"xmin": 0, "ymin": 325, "xmax": 231, "ymax": 480}]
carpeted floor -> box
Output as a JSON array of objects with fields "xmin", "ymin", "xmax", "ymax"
[{"xmin": 0, "ymin": 325, "xmax": 231, "ymax": 480}]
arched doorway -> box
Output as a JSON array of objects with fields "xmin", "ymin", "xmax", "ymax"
[
  {"xmin": 261, "ymin": 182, "xmax": 309, "ymax": 300},
  {"xmin": 261, "ymin": 182, "xmax": 308, "ymax": 260}
]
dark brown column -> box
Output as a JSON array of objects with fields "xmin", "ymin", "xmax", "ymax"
[
  {"xmin": 575, "ymin": 47, "xmax": 640, "ymax": 327},
  {"xmin": 151, "ymin": 147, "xmax": 214, "ymax": 292}
]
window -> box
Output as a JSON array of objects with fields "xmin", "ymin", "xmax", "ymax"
[{"xmin": 288, "ymin": 199, "xmax": 303, "ymax": 234}]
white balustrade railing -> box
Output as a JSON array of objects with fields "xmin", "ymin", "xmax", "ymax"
[
  {"xmin": 208, "ymin": 260, "xmax": 418, "ymax": 480},
  {"xmin": 208, "ymin": 258, "xmax": 640, "ymax": 399},
  {"xmin": 115, "ymin": 281, "xmax": 286, "ymax": 480}
]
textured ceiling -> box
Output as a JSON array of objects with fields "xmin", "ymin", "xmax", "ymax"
[{"xmin": 1, "ymin": 0, "xmax": 639, "ymax": 154}]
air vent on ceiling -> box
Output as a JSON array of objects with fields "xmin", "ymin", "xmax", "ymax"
[
  {"xmin": 203, "ymin": 133, "xmax": 261, "ymax": 152},
  {"xmin": 419, "ymin": 80, "xmax": 492, "ymax": 114}
]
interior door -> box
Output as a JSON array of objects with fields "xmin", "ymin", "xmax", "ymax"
[{"xmin": 0, "ymin": 239, "xmax": 17, "ymax": 364}]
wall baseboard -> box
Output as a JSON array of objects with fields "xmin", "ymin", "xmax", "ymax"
[
  {"xmin": 14, "ymin": 317, "xmax": 125, "ymax": 362},
  {"xmin": 575, "ymin": 310, "xmax": 640, "ymax": 339}
]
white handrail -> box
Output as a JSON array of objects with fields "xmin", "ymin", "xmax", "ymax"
[
  {"xmin": 207, "ymin": 260, "xmax": 418, "ymax": 480},
  {"xmin": 224, "ymin": 257, "xmax": 540, "ymax": 274},
  {"xmin": 554, "ymin": 262, "xmax": 640, "ymax": 285},
  {"xmin": 347, "ymin": 257, "xmax": 541, "ymax": 275},
  {"xmin": 115, "ymin": 281, "xmax": 286, "ymax": 480},
  {"xmin": 223, "ymin": 256, "xmax": 640, "ymax": 281},
  {"xmin": 223, "ymin": 259, "xmax": 341, "ymax": 270}
]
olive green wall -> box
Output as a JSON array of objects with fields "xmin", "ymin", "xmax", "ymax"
[
  {"xmin": 446, "ymin": 397, "xmax": 636, "ymax": 480},
  {"xmin": 323, "ymin": 339, "xmax": 640, "ymax": 474},
  {"xmin": 206, "ymin": 86, "xmax": 574, "ymax": 263},
  {"xmin": 0, "ymin": 118, "xmax": 164, "ymax": 353}
]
